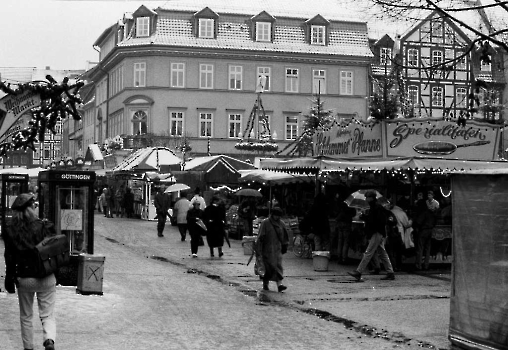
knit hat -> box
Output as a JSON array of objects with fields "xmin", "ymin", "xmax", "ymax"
[{"xmin": 11, "ymin": 193, "xmax": 36, "ymax": 211}]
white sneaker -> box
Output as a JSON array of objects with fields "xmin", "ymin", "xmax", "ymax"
[{"xmin": 192, "ymin": 254, "xmax": 198, "ymax": 258}]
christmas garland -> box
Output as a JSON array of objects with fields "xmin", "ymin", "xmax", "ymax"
[
  {"xmin": 0, "ymin": 76, "xmax": 84, "ymax": 157},
  {"xmin": 234, "ymin": 141, "xmax": 278, "ymax": 152}
]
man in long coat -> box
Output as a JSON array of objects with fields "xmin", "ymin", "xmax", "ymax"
[
  {"xmin": 255, "ymin": 207, "xmax": 289, "ymax": 292},
  {"xmin": 204, "ymin": 196, "xmax": 226, "ymax": 257},
  {"xmin": 154, "ymin": 187, "xmax": 171, "ymax": 237}
]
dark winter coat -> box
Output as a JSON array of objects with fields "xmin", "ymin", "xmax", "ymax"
[
  {"xmin": 187, "ymin": 207, "xmax": 205, "ymax": 237},
  {"xmin": 154, "ymin": 192, "xmax": 171, "ymax": 214},
  {"xmin": 255, "ymin": 217, "xmax": 289, "ymax": 282},
  {"xmin": 360, "ymin": 201, "xmax": 393, "ymax": 239},
  {"xmin": 204, "ymin": 204, "xmax": 226, "ymax": 248},
  {"xmin": 4, "ymin": 219, "xmax": 57, "ymax": 279}
]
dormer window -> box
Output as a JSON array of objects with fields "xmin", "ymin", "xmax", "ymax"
[
  {"xmin": 136, "ymin": 17, "xmax": 150, "ymax": 37},
  {"xmin": 252, "ymin": 11, "xmax": 275, "ymax": 43},
  {"xmin": 194, "ymin": 7, "xmax": 219, "ymax": 39},
  {"xmin": 199, "ymin": 18, "xmax": 214, "ymax": 38},
  {"xmin": 311, "ymin": 25, "xmax": 326, "ymax": 45},
  {"xmin": 256, "ymin": 22, "xmax": 271, "ymax": 42},
  {"xmin": 306, "ymin": 15, "xmax": 330, "ymax": 46}
]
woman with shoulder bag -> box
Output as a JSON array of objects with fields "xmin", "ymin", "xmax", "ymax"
[{"xmin": 3, "ymin": 193, "xmax": 58, "ymax": 350}]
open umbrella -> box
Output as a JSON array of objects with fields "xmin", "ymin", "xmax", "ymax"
[
  {"xmin": 344, "ymin": 189, "xmax": 389, "ymax": 209},
  {"xmin": 234, "ymin": 188, "xmax": 262, "ymax": 197},
  {"xmin": 164, "ymin": 183, "xmax": 190, "ymax": 193}
]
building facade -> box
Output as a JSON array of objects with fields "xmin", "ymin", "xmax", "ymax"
[
  {"xmin": 83, "ymin": 0, "xmax": 373, "ymax": 161},
  {"xmin": 369, "ymin": 3, "xmax": 505, "ymax": 123}
]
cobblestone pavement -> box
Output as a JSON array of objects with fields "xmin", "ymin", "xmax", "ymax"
[{"xmin": 0, "ymin": 212, "xmax": 453, "ymax": 350}]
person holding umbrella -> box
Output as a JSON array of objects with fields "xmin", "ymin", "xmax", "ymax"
[{"xmin": 347, "ymin": 190, "xmax": 396, "ymax": 281}]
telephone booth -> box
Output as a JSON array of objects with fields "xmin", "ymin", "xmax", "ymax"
[
  {"xmin": 38, "ymin": 170, "xmax": 96, "ymax": 255},
  {"xmin": 0, "ymin": 173, "xmax": 29, "ymax": 236}
]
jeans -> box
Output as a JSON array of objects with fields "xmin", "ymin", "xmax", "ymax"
[
  {"xmin": 357, "ymin": 232, "xmax": 394, "ymax": 274},
  {"xmin": 17, "ymin": 275, "xmax": 57, "ymax": 349}
]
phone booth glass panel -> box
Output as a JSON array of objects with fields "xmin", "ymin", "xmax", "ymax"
[
  {"xmin": 1, "ymin": 174, "xmax": 29, "ymax": 236},
  {"xmin": 38, "ymin": 170, "xmax": 96, "ymax": 255}
]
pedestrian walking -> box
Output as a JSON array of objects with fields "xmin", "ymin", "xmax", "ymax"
[
  {"xmin": 348, "ymin": 190, "xmax": 396, "ymax": 281},
  {"xmin": 154, "ymin": 187, "xmax": 171, "ymax": 237},
  {"xmin": 186, "ymin": 201, "xmax": 206, "ymax": 258},
  {"xmin": 336, "ymin": 195, "xmax": 356, "ymax": 264},
  {"xmin": 3, "ymin": 193, "xmax": 57, "ymax": 350},
  {"xmin": 189, "ymin": 187, "xmax": 206, "ymax": 210},
  {"xmin": 173, "ymin": 192, "xmax": 190, "ymax": 241},
  {"xmin": 123, "ymin": 187, "xmax": 135, "ymax": 218},
  {"xmin": 99, "ymin": 188, "xmax": 110, "ymax": 218},
  {"xmin": 255, "ymin": 207, "xmax": 289, "ymax": 292},
  {"xmin": 203, "ymin": 196, "xmax": 226, "ymax": 257}
]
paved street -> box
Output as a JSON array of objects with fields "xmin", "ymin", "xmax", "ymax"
[{"xmin": 0, "ymin": 212, "xmax": 453, "ymax": 349}]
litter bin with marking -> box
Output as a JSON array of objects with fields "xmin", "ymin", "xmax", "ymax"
[{"xmin": 77, "ymin": 254, "xmax": 105, "ymax": 295}]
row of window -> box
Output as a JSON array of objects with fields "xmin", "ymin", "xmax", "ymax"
[
  {"xmin": 120, "ymin": 110, "xmax": 301, "ymax": 140},
  {"xmin": 132, "ymin": 62, "xmax": 355, "ymax": 95},
  {"xmin": 134, "ymin": 15, "xmax": 329, "ymax": 46},
  {"xmin": 407, "ymin": 85, "xmax": 468, "ymax": 107},
  {"xmin": 379, "ymin": 47, "xmax": 490, "ymax": 72}
]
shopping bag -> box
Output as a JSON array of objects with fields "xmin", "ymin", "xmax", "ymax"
[{"xmin": 404, "ymin": 227, "xmax": 415, "ymax": 249}]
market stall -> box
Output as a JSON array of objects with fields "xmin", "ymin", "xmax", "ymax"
[
  {"xmin": 173, "ymin": 155, "xmax": 256, "ymax": 201},
  {"xmin": 448, "ymin": 170, "xmax": 508, "ymax": 350},
  {"xmin": 111, "ymin": 147, "xmax": 181, "ymax": 220}
]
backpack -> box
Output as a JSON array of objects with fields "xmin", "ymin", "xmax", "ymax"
[{"xmin": 33, "ymin": 223, "xmax": 71, "ymax": 278}]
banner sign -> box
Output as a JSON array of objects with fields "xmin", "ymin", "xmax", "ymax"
[
  {"xmin": 313, "ymin": 120, "xmax": 383, "ymax": 158},
  {"xmin": 384, "ymin": 118, "xmax": 501, "ymax": 161},
  {"xmin": 0, "ymin": 90, "xmax": 41, "ymax": 143}
]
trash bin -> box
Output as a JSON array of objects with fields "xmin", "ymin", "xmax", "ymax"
[
  {"xmin": 312, "ymin": 251, "xmax": 330, "ymax": 271},
  {"xmin": 77, "ymin": 254, "xmax": 105, "ymax": 295},
  {"xmin": 242, "ymin": 236, "xmax": 256, "ymax": 255}
]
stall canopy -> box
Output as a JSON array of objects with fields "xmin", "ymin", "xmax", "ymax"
[
  {"xmin": 84, "ymin": 144, "xmax": 104, "ymax": 163},
  {"xmin": 112, "ymin": 147, "xmax": 181, "ymax": 173},
  {"xmin": 238, "ymin": 169, "xmax": 313, "ymax": 185},
  {"xmin": 175, "ymin": 155, "xmax": 256, "ymax": 190},
  {"xmin": 260, "ymin": 156, "xmax": 508, "ymax": 173},
  {"xmin": 183, "ymin": 155, "xmax": 255, "ymax": 172},
  {"xmin": 0, "ymin": 167, "xmax": 46, "ymax": 177}
]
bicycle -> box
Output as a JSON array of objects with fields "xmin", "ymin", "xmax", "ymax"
[{"xmin": 293, "ymin": 233, "xmax": 315, "ymax": 259}]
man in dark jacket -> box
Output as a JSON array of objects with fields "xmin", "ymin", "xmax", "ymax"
[
  {"xmin": 414, "ymin": 199, "xmax": 437, "ymax": 270},
  {"xmin": 348, "ymin": 190, "xmax": 396, "ymax": 281},
  {"xmin": 336, "ymin": 196, "xmax": 357, "ymax": 264},
  {"xmin": 154, "ymin": 187, "xmax": 171, "ymax": 237}
]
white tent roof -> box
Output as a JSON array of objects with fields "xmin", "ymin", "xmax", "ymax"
[{"xmin": 112, "ymin": 147, "xmax": 181, "ymax": 172}]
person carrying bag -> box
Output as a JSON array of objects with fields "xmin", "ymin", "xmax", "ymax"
[{"xmin": 3, "ymin": 193, "xmax": 59, "ymax": 350}]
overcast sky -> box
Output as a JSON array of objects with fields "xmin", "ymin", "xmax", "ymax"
[{"xmin": 0, "ymin": 0, "xmax": 165, "ymax": 70}]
